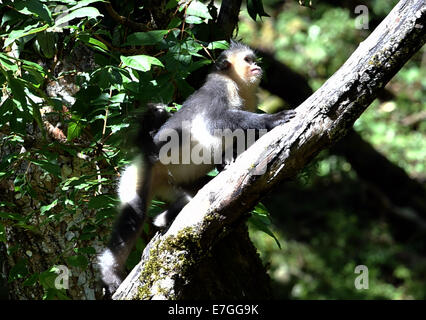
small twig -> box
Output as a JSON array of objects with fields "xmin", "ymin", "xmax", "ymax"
[
  {"xmin": 198, "ymin": 41, "xmax": 214, "ymax": 61},
  {"xmin": 102, "ymin": 88, "xmax": 113, "ymax": 139},
  {"xmin": 95, "ymin": 161, "xmax": 102, "ymax": 196},
  {"xmin": 180, "ymin": 0, "xmax": 193, "ymax": 40}
]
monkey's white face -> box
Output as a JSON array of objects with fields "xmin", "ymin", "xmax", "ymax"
[{"xmin": 228, "ymin": 50, "xmax": 262, "ymax": 86}]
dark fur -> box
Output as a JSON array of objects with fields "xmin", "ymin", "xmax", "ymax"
[{"xmin": 154, "ymin": 72, "xmax": 294, "ymax": 148}]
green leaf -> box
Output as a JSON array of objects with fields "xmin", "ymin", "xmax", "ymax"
[
  {"xmin": 207, "ymin": 168, "xmax": 219, "ymax": 177},
  {"xmin": 15, "ymin": 0, "xmax": 54, "ymax": 25},
  {"xmin": 4, "ymin": 24, "xmax": 49, "ymax": 47},
  {"xmin": 55, "ymin": 7, "xmax": 102, "ymax": 26},
  {"xmin": 88, "ymin": 195, "xmax": 119, "ymax": 209},
  {"xmin": 186, "ymin": 1, "xmax": 212, "ymax": 20},
  {"xmin": 0, "ymin": 99, "xmax": 14, "ymax": 123},
  {"xmin": 66, "ymin": 255, "xmax": 89, "ymax": 268},
  {"xmin": 9, "ymin": 259, "xmax": 29, "ymax": 281},
  {"xmin": 39, "ymin": 268, "xmax": 56, "ymax": 288},
  {"xmin": 39, "ymin": 266, "xmax": 69, "ymax": 291},
  {"xmin": 22, "ymin": 59, "xmax": 46, "ymax": 73},
  {"xmin": 187, "ymin": 59, "xmax": 212, "ymax": 73},
  {"xmin": 185, "ymin": 16, "xmax": 203, "ymax": 24},
  {"xmin": 36, "ymin": 32, "xmax": 56, "ymax": 58},
  {"xmin": 23, "ymin": 273, "xmax": 39, "ymax": 287},
  {"xmin": 166, "ymin": 0, "xmax": 179, "ymax": 9},
  {"xmin": 8, "ymin": 78, "xmax": 27, "ymax": 108},
  {"xmin": 69, "ymin": 0, "xmax": 106, "ymax": 11},
  {"xmin": 0, "ymin": 53, "xmax": 18, "ymax": 71},
  {"xmin": 9, "ymin": 135, "xmax": 25, "ymax": 143},
  {"xmin": 153, "ymin": 78, "xmax": 174, "ymax": 103},
  {"xmin": 207, "ymin": 41, "xmax": 229, "ymax": 50},
  {"xmin": 254, "ymin": 0, "xmax": 270, "ymax": 18},
  {"xmin": 249, "ymin": 203, "xmax": 281, "ymax": 249},
  {"xmin": 30, "ymin": 160, "xmax": 61, "ymax": 177},
  {"xmin": 67, "ymin": 116, "xmax": 85, "ymax": 141},
  {"xmin": 30, "ymin": 102, "xmax": 46, "ymax": 139},
  {"xmin": 247, "ymin": 0, "xmax": 258, "ymax": 21},
  {"xmin": 120, "ymin": 55, "xmax": 164, "ymax": 72},
  {"xmin": 1, "ymin": 9, "xmax": 25, "ymax": 27},
  {"xmin": 109, "ymin": 123, "xmax": 129, "ymax": 134},
  {"xmin": 125, "ymin": 30, "xmax": 168, "ymax": 46},
  {"xmin": 167, "ymin": 17, "xmax": 182, "ymax": 29},
  {"xmin": 77, "ymin": 33, "xmax": 109, "ymax": 53},
  {"xmin": 40, "ymin": 199, "xmax": 59, "ymax": 215},
  {"xmin": 87, "ymin": 37, "xmax": 108, "ymax": 51}
]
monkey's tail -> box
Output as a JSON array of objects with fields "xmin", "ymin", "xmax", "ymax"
[
  {"xmin": 98, "ymin": 157, "xmax": 153, "ymax": 298},
  {"xmin": 99, "ymin": 103, "xmax": 167, "ymax": 298}
]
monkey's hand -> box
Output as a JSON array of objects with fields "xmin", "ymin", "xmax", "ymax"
[{"xmin": 267, "ymin": 109, "xmax": 296, "ymax": 129}]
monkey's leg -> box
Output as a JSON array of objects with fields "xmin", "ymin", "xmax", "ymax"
[
  {"xmin": 152, "ymin": 169, "xmax": 213, "ymax": 228},
  {"xmin": 153, "ymin": 192, "xmax": 193, "ymax": 228}
]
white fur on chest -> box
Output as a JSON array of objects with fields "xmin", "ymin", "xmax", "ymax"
[
  {"xmin": 190, "ymin": 114, "xmax": 222, "ymax": 151},
  {"xmin": 224, "ymin": 77, "xmax": 257, "ymax": 112}
]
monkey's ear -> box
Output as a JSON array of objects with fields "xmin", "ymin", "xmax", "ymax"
[{"xmin": 215, "ymin": 58, "xmax": 231, "ymax": 71}]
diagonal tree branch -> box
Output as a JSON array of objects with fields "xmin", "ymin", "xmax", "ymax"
[
  {"xmin": 113, "ymin": 0, "xmax": 425, "ymax": 300},
  {"xmin": 257, "ymin": 47, "xmax": 426, "ymax": 228}
]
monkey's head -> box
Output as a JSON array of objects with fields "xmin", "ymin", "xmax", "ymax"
[{"xmin": 215, "ymin": 41, "xmax": 262, "ymax": 86}]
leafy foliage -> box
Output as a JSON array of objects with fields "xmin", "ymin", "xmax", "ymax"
[{"xmin": 0, "ymin": 0, "xmax": 237, "ymax": 299}]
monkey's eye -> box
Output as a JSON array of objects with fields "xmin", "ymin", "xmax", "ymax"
[{"xmin": 244, "ymin": 56, "xmax": 253, "ymax": 63}]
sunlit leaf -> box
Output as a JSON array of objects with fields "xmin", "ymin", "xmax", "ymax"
[
  {"xmin": 4, "ymin": 24, "xmax": 49, "ymax": 47},
  {"xmin": 0, "ymin": 53, "xmax": 18, "ymax": 71},
  {"xmin": 40, "ymin": 199, "xmax": 59, "ymax": 215},
  {"xmin": 67, "ymin": 117, "xmax": 85, "ymax": 141},
  {"xmin": 54, "ymin": 7, "xmax": 102, "ymax": 26},
  {"xmin": 186, "ymin": 0, "xmax": 212, "ymax": 20},
  {"xmin": 120, "ymin": 55, "xmax": 164, "ymax": 72}
]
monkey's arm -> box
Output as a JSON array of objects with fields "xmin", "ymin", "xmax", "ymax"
[{"xmin": 212, "ymin": 109, "xmax": 296, "ymax": 131}]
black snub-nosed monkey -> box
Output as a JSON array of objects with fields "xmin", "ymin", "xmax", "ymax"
[{"xmin": 98, "ymin": 41, "xmax": 296, "ymax": 297}]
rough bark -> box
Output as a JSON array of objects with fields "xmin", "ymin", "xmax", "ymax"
[
  {"xmin": 114, "ymin": 223, "xmax": 272, "ymax": 299},
  {"xmin": 113, "ymin": 0, "xmax": 426, "ymax": 300}
]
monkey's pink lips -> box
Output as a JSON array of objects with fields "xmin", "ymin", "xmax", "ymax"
[{"xmin": 250, "ymin": 67, "xmax": 262, "ymax": 76}]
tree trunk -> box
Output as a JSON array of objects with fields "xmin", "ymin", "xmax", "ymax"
[{"xmin": 113, "ymin": 222, "xmax": 272, "ymax": 299}]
